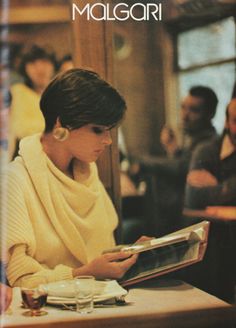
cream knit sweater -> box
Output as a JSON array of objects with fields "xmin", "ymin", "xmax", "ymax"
[{"xmin": 2, "ymin": 134, "xmax": 118, "ymax": 287}]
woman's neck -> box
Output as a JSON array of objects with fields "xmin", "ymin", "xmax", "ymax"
[{"xmin": 40, "ymin": 133, "xmax": 74, "ymax": 178}]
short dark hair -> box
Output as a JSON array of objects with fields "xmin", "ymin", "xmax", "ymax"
[
  {"xmin": 19, "ymin": 45, "xmax": 57, "ymax": 89},
  {"xmin": 189, "ymin": 86, "xmax": 218, "ymax": 119},
  {"xmin": 40, "ymin": 68, "xmax": 126, "ymax": 132},
  {"xmin": 59, "ymin": 54, "xmax": 73, "ymax": 69}
]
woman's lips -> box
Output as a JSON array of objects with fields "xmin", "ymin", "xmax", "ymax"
[{"xmin": 94, "ymin": 149, "xmax": 104, "ymax": 154}]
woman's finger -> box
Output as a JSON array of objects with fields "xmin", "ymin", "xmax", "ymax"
[
  {"xmin": 118, "ymin": 254, "xmax": 138, "ymax": 271},
  {"xmin": 104, "ymin": 251, "xmax": 133, "ymax": 262}
]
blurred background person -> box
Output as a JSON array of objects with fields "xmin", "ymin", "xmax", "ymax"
[
  {"xmin": 137, "ymin": 86, "xmax": 218, "ymax": 236},
  {"xmin": 9, "ymin": 44, "xmax": 57, "ymax": 159},
  {"xmin": 160, "ymin": 86, "xmax": 218, "ymax": 167},
  {"xmin": 185, "ymin": 97, "xmax": 236, "ymax": 209},
  {"xmin": 58, "ymin": 54, "xmax": 74, "ymax": 73}
]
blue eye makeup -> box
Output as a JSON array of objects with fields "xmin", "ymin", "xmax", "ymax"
[
  {"xmin": 91, "ymin": 125, "xmax": 112, "ymax": 134},
  {"xmin": 92, "ymin": 127, "xmax": 104, "ymax": 134}
]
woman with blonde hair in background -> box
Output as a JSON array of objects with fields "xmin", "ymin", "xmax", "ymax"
[{"xmin": 9, "ymin": 45, "xmax": 57, "ymax": 159}]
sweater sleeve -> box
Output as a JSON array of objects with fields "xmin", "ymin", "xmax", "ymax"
[
  {"xmin": 139, "ymin": 151, "xmax": 190, "ymax": 182},
  {"xmin": 7, "ymin": 245, "xmax": 73, "ymax": 287},
  {"xmin": 4, "ymin": 172, "xmax": 73, "ymax": 287}
]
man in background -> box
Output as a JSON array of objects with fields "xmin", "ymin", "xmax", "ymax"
[
  {"xmin": 185, "ymin": 97, "xmax": 236, "ymax": 209},
  {"xmin": 139, "ymin": 86, "xmax": 218, "ymax": 235},
  {"xmin": 160, "ymin": 86, "xmax": 218, "ymax": 176}
]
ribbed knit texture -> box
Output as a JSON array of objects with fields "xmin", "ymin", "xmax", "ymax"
[{"xmin": 1, "ymin": 134, "xmax": 118, "ymax": 287}]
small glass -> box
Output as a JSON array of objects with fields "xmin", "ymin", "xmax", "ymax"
[
  {"xmin": 21, "ymin": 276, "xmax": 48, "ymax": 317},
  {"xmin": 74, "ymin": 275, "xmax": 95, "ymax": 314}
]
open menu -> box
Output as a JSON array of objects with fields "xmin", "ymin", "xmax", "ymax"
[{"xmin": 104, "ymin": 221, "xmax": 210, "ymax": 287}]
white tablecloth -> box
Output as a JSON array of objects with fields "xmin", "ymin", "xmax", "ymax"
[{"xmin": 0, "ymin": 280, "xmax": 233, "ymax": 328}]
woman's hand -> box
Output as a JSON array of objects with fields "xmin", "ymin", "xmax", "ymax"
[
  {"xmin": 73, "ymin": 252, "xmax": 138, "ymax": 280},
  {"xmin": 0, "ymin": 283, "xmax": 12, "ymax": 313},
  {"xmin": 160, "ymin": 126, "xmax": 178, "ymax": 156},
  {"xmin": 72, "ymin": 236, "xmax": 155, "ymax": 280}
]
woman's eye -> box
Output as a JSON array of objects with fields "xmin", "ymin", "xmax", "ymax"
[{"xmin": 92, "ymin": 127, "xmax": 104, "ymax": 134}]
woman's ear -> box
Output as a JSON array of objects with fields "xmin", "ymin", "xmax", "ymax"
[
  {"xmin": 52, "ymin": 118, "xmax": 70, "ymax": 141},
  {"xmin": 52, "ymin": 127, "xmax": 69, "ymax": 141},
  {"xmin": 54, "ymin": 117, "xmax": 62, "ymax": 128}
]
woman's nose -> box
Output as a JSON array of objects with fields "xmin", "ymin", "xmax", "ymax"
[{"xmin": 102, "ymin": 131, "xmax": 112, "ymax": 145}]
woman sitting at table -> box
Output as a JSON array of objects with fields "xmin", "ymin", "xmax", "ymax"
[
  {"xmin": 185, "ymin": 98, "xmax": 236, "ymax": 209},
  {"xmin": 3, "ymin": 69, "xmax": 139, "ymax": 288}
]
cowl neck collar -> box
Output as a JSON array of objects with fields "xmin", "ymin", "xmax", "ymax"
[{"xmin": 18, "ymin": 134, "xmax": 101, "ymax": 263}]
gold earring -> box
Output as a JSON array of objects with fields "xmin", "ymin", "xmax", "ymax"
[{"xmin": 53, "ymin": 127, "xmax": 69, "ymax": 141}]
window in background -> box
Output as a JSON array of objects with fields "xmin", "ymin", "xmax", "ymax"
[{"xmin": 177, "ymin": 17, "xmax": 236, "ymax": 133}]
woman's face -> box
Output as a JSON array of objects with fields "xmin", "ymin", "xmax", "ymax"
[
  {"xmin": 25, "ymin": 59, "xmax": 55, "ymax": 91},
  {"xmin": 65, "ymin": 124, "xmax": 113, "ymax": 162}
]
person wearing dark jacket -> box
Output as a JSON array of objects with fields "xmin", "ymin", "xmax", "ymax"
[
  {"xmin": 138, "ymin": 86, "xmax": 218, "ymax": 235},
  {"xmin": 185, "ymin": 98, "xmax": 236, "ymax": 209}
]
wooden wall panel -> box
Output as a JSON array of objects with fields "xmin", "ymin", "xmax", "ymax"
[
  {"xmin": 8, "ymin": 23, "xmax": 72, "ymax": 58},
  {"xmin": 1, "ymin": 1, "xmax": 70, "ymax": 25},
  {"xmin": 7, "ymin": 6, "xmax": 70, "ymax": 24},
  {"xmin": 113, "ymin": 20, "xmax": 166, "ymax": 157},
  {"xmin": 71, "ymin": 0, "xmax": 121, "ymax": 221}
]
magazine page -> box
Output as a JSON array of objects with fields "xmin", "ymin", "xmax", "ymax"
[{"xmin": 0, "ymin": 0, "xmax": 235, "ymax": 323}]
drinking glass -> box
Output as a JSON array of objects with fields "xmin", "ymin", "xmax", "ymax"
[
  {"xmin": 74, "ymin": 275, "xmax": 95, "ymax": 314},
  {"xmin": 21, "ymin": 276, "xmax": 48, "ymax": 316}
]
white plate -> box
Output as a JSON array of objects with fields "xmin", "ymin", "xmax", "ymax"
[{"xmin": 45, "ymin": 280, "xmax": 127, "ymax": 305}]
